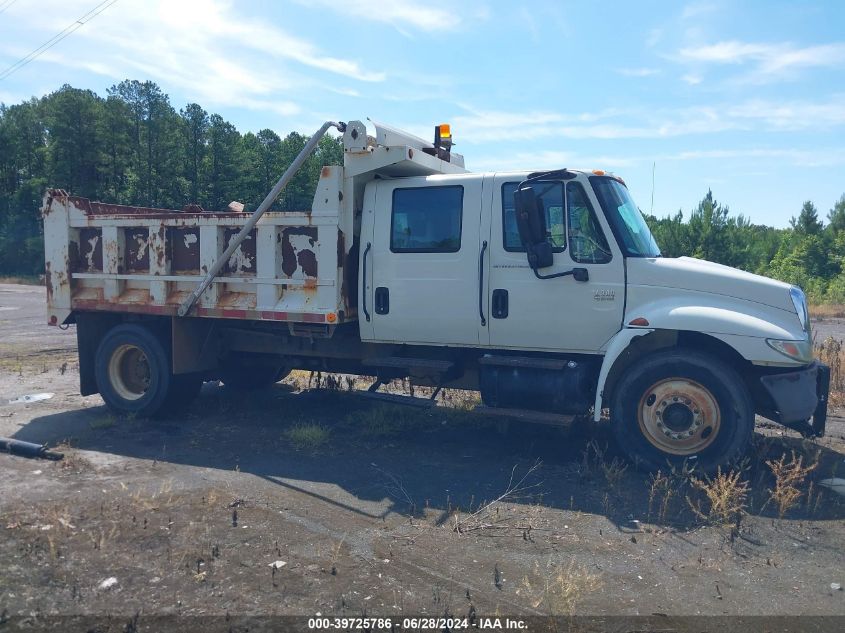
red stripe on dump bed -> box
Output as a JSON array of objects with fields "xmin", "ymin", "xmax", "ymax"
[{"xmin": 71, "ymin": 300, "xmax": 327, "ymax": 323}]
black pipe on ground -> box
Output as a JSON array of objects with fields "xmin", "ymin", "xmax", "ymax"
[{"xmin": 0, "ymin": 437, "xmax": 64, "ymax": 460}]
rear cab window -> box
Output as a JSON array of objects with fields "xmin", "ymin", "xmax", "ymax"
[{"xmin": 391, "ymin": 186, "xmax": 463, "ymax": 253}]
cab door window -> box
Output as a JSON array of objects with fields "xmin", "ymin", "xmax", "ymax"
[
  {"xmin": 566, "ymin": 182, "xmax": 612, "ymax": 263},
  {"xmin": 501, "ymin": 181, "xmax": 565, "ymax": 252}
]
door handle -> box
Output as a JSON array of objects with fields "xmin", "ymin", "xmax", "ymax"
[
  {"xmin": 478, "ymin": 240, "xmax": 488, "ymax": 326},
  {"xmin": 492, "ymin": 289, "xmax": 509, "ymax": 319},
  {"xmin": 375, "ymin": 287, "xmax": 389, "ymax": 315},
  {"xmin": 362, "ymin": 242, "xmax": 372, "ymax": 322}
]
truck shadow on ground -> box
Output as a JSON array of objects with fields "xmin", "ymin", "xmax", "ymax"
[{"xmin": 15, "ymin": 382, "xmax": 845, "ymax": 532}]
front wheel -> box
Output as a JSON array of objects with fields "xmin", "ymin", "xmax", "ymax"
[{"xmin": 610, "ymin": 350, "xmax": 754, "ymax": 474}]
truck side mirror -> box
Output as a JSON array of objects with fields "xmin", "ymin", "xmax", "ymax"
[{"xmin": 514, "ymin": 186, "xmax": 553, "ymax": 269}]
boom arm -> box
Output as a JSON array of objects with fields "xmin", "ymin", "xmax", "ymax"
[{"xmin": 177, "ymin": 120, "xmax": 346, "ymax": 317}]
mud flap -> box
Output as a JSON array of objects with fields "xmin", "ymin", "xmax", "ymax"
[{"xmin": 811, "ymin": 363, "xmax": 830, "ymax": 438}]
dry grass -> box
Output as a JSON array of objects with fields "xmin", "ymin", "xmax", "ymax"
[
  {"xmin": 765, "ymin": 451, "xmax": 818, "ymax": 519},
  {"xmin": 579, "ymin": 440, "xmax": 629, "ymax": 489},
  {"xmin": 0, "ymin": 274, "xmax": 43, "ymax": 285},
  {"xmin": 816, "ymin": 336, "xmax": 844, "ymax": 407},
  {"xmin": 687, "ymin": 468, "xmax": 749, "ymax": 531},
  {"xmin": 648, "ymin": 470, "xmax": 674, "ymax": 523},
  {"xmin": 453, "ymin": 461, "xmax": 542, "ymax": 534},
  {"xmin": 520, "ymin": 559, "xmax": 602, "ymax": 616},
  {"xmin": 809, "ymin": 303, "xmax": 845, "ymax": 319},
  {"xmin": 345, "ymin": 405, "xmax": 428, "ymax": 437}
]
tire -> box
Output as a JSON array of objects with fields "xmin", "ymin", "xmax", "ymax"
[
  {"xmin": 220, "ymin": 357, "xmax": 289, "ymax": 391},
  {"xmin": 95, "ymin": 323, "xmax": 174, "ymax": 417},
  {"xmin": 610, "ymin": 349, "xmax": 754, "ymax": 474}
]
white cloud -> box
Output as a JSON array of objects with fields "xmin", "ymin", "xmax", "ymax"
[
  {"xmin": 681, "ymin": 73, "xmax": 703, "ymax": 85},
  {"xmin": 726, "ymin": 96, "xmax": 845, "ymax": 129},
  {"xmin": 0, "ymin": 0, "xmax": 383, "ymax": 118},
  {"xmin": 476, "ymin": 146, "xmax": 845, "ymax": 173},
  {"xmin": 662, "ymin": 148, "xmax": 845, "ymax": 168},
  {"xmin": 450, "ymin": 92, "xmax": 845, "ymax": 146},
  {"xmin": 295, "ymin": 0, "xmax": 472, "ymax": 33},
  {"xmin": 472, "ymin": 150, "xmax": 637, "ymax": 172},
  {"xmin": 678, "ymin": 40, "xmax": 845, "ymax": 77},
  {"xmin": 681, "ymin": 2, "xmax": 717, "ymax": 20},
  {"xmin": 451, "ymin": 104, "xmax": 738, "ymax": 143}
]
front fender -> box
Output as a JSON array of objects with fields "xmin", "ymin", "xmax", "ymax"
[{"xmin": 593, "ymin": 328, "xmax": 653, "ymax": 421}]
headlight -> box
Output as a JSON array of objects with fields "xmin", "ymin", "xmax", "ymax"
[
  {"xmin": 790, "ymin": 286, "xmax": 808, "ymax": 332},
  {"xmin": 766, "ymin": 338, "xmax": 812, "ymax": 363}
]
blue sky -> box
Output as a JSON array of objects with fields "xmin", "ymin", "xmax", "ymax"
[{"xmin": 1, "ymin": 0, "xmax": 843, "ymax": 227}]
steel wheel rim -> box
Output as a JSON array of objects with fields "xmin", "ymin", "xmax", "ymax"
[
  {"xmin": 637, "ymin": 377, "xmax": 720, "ymax": 455},
  {"xmin": 108, "ymin": 344, "xmax": 150, "ymax": 401}
]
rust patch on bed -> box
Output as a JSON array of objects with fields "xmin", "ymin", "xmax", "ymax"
[
  {"xmin": 280, "ymin": 227, "xmax": 318, "ymax": 278},
  {"xmin": 222, "ymin": 228, "xmax": 256, "ymax": 276},
  {"xmin": 170, "ymin": 227, "xmax": 200, "ymax": 273},
  {"xmin": 126, "ymin": 227, "xmax": 150, "ymax": 271},
  {"xmin": 77, "ymin": 228, "xmax": 103, "ymax": 272}
]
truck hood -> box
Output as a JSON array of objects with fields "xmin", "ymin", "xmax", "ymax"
[{"xmin": 627, "ymin": 256, "xmax": 794, "ymax": 313}]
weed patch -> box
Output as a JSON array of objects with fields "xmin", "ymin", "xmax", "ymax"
[
  {"xmin": 687, "ymin": 468, "xmax": 749, "ymax": 533},
  {"xmin": 284, "ymin": 423, "xmax": 330, "ymax": 451},
  {"xmin": 765, "ymin": 451, "xmax": 818, "ymax": 518}
]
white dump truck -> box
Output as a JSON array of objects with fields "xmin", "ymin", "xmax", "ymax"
[{"xmin": 42, "ymin": 119, "xmax": 829, "ymax": 472}]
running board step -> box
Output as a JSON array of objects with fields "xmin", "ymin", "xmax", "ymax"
[
  {"xmin": 472, "ymin": 405, "xmax": 576, "ymax": 427},
  {"xmin": 478, "ymin": 355, "xmax": 571, "ymax": 370}
]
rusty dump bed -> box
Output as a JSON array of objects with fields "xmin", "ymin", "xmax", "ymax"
[{"xmin": 42, "ymin": 167, "xmax": 356, "ymax": 327}]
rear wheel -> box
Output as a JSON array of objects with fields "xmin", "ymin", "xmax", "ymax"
[
  {"xmin": 95, "ymin": 323, "xmax": 202, "ymax": 417},
  {"xmin": 611, "ymin": 350, "xmax": 754, "ymax": 474}
]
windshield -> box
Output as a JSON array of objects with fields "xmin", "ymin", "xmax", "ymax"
[{"xmin": 589, "ymin": 176, "xmax": 661, "ymax": 257}]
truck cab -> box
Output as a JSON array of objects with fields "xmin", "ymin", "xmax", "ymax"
[
  {"xmin": 351, "ymin": 132, "xmax": 828, "ymax": 472},
  {"xmin": 42, "ymin": 119, "xmax": 830, "ymax": 474}
]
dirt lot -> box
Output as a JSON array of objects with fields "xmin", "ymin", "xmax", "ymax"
[{"xmin": 1, "ymin": 283, "xmax": 845, "ymax": 628}]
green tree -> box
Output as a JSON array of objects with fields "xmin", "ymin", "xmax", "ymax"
[
  {"xmin": 180, "ymin": 103, "xmax": 208, "ymax": 204},
  {"xmin": 98, "ymin": 96, "xmax": 133, "ymax": 201},
  {"xmin": 688, "ymin": 190, "xmax": 730, "ymax": 263},
  {"xmin": 43, "ymin": 85, "xmax": 102, "ymax": 198},
  {"xmin": 791, "ymin": 200, "xmax": 823, "ymax": 235},
  {"xmin": 109, "ymin": 80, "xmax": 184, "ymax": 207},
  {"xmin": 204, "ymin": 114, "xmax": 242, "ymax": 210},
  {"xmin": 827, "ymin": 194, "xmax": 845, "ymax": 234}
]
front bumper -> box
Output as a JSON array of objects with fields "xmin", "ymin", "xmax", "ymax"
[{"xmin": 759, "ymin": 360, "xmax": 830, "ymax": 437}]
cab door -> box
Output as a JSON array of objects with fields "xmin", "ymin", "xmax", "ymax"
[
  {"xmin": 486, "ymin": 174, "xmax": 625, "ymax": 352},
  {"xmin": 365, "ymin": 175, "xmax": 485, "ymax": 346}
]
